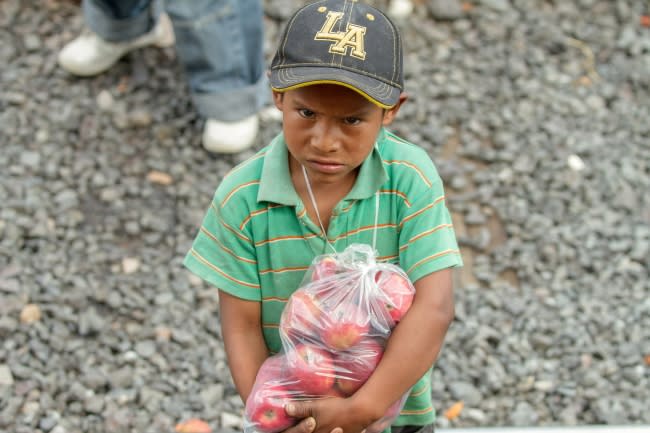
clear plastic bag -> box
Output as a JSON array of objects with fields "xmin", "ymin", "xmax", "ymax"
[{"xmin": 244, "ymin": 244, "xmax": 415, "ymax": 433}]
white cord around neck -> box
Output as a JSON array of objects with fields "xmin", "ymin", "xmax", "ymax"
[
  {"xmin": 302, "ymin": 165, "xmax": 337, "ymax": 253},
  {"xmin": 301, "ymin": 165, "xmax": 380, "ymax": 253},
  {"xmin": 372, "ymin": 188, "xmax": 379, "ymax": 251}
]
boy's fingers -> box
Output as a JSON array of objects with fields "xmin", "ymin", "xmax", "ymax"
[
  {"xmin": 285, "ymin": 416, "xmax": 316, "ymax": 433},
  {"xmin": 285, "ymin": 402, "xmax": 314, "ymax": 418}
]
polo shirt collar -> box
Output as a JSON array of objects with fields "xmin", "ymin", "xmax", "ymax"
[
  {"xmin": 257, "ymin": 134, "xmax": 298, "ymax": 205},
  {"xmin": 257, "ymin": 132, "xmax": 388, "ymax": 205}
]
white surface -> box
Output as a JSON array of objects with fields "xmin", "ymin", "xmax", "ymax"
[{"xmin": 438, "ymin": 426, "xmax": 649, "ymax": 433}]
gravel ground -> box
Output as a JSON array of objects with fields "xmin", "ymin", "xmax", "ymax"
[{"xmin": 1, "ymin": 0, "xmax": 649, "ymax": 432}]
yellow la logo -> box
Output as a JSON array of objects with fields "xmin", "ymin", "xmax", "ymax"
[{"xmin": 315, "ymin": 11, "xmax": 367, "ymax": 60}]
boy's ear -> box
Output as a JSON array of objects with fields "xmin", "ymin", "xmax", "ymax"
[
  {"xmin": 272, "ymin": 90, "xmax": 284, "ymax": 111},
  {"xmin": 382, "ymin": 92, "xmax": 408, "ymax": 126}
]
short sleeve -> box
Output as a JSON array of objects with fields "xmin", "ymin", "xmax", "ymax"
[
  {"xmin": 398, "ymin": 176, "xmax": 462, "ymax": 283},
  {"xmin": 183, "ymin": 194, "xmax": 261, "ymax": 301}
]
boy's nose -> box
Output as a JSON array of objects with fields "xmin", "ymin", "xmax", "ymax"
[{"xmin": 310, "ymin": 121, "xmax": 341, "ymax": 152}]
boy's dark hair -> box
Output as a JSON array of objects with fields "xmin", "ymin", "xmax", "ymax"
[{"xmin": 270, "ymin": 0, "xmax": 404, "ymax": 109}]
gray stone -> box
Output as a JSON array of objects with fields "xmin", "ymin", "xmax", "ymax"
[
  {"xmin": 81, "ymin": 369, "xmax": 108, "ymax": 390},
  {"xmin": 448, "ymin": 381, "xmax": 482, "ymax": 406},
  {"xmin": 200, "ymin": 383, "xmax": 224, "ymax": 407},
  {"xmin": 428, "ymin": 0, "xmax": 464, "ymax": 20},
  {"xmin": 0, "ymin": 364, "xmax": 14, "ymax": 386},
  {"xmin": 39, "ymin": 415, "xmax": 59, "ymax": 432},
  {"xmin": 20, "ymin": 151, "xmax": 41, "ymax": 168},
  {"xmin": 509, "ymin": 401, "xmax": 539, "ymax": 426},
  {"xmin": 77, "ymin": 308, "xmax": 105, "ymax": 336},
  {"xmin": 53, "ymin": 189, "xmax": 79, "ymax": 210},
  {"xmin": 479, "ymin": 0, "xmax": 510, "ymax": 11},
  {"xmin": 96, "ymin": 90, "xmax": 114, "ymax": 111},
  {"xmin": 23, "ymin": 34, "xmax": 41, "ymax": 51},
  {"xmin": 464, "ymin": 204, "xmax": 486, "ymax": 225},
  {"xmin": 84, "ymin": 395, "xmax": 105, "ymax": 414},
  {"xmin": 134, "ymin": 340, "xmax": 156, "ymax": 358},
  {"xmin": 108, "ymin": 367, "xmax": 134, "ymax": 389},
  {"xmin": 129, "ymin": 109, "xmax": 152, "ymax": 128}
]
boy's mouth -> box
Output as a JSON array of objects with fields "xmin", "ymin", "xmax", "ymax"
[{"xmin": 308, "ymin": 159, "xmax": 345, "ymax": 173}]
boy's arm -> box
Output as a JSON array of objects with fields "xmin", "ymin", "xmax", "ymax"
[
  {"xmin": 353, "ymin": 268, "xmax": 455, "ymax": 417},
  {"xmin": 219, "ymin": 290, "xmax": 318, "ymax": 433},
  {"xmin": 218, "ymin": 290, "xmax": 269, "ymax": 403},
  {"xmin": 286, "ymin": 268, "xmax": 455, "ymax": 433}
]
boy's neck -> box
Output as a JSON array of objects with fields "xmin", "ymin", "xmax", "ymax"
[{"xmin": 289, "ymin": 158, "xmax": 360, "ymax": 232}]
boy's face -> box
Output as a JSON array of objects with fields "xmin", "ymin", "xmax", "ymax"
[{"xmin": 273, "ymin": 84, "xmax": 404, "ymax": 187}]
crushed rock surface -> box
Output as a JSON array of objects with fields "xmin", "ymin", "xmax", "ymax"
[{"xmin": 1, "ymin": 0, "xmax": 649, "ymax": 432}]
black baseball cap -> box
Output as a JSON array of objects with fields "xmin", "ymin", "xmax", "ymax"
[{"xmin": 270, "ymin": 0, "xmax": 404, "ymax": 109}]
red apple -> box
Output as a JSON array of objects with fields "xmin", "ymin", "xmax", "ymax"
[
  {"xmin": 375, "ymin": 271, "xmax": 414, "ymax": 324},
  {"xmin": 285, "ymin": 344, "xmax": 336, "ymax": 395},
  {"xmin": 320, "ymin": 303, "xmax": 370, "ymax": 350},
  {"xmin": 280, "ymin": 291, "xmax": 323, "ymax": 344},
  {"xmin": 312, "ymin": 256, "xmax": 339, "ymax": 281},
  {"xmin": 334, "ymin": 339, "xmax": 384, "ymax": 396},
  {"xmin": 246, "ymin": 384, "xmax": 295, "ymax": 433},
  {"xmin": 321, "ymin": 386, "xmax": 347, "ymax": 399},
  {"xmin": 254, "ymin": 355, "xmax": 301, "ymax": 389}
]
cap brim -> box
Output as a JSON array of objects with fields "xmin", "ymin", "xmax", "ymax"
[{"xmin": 270, "ymin": 66, "xmax": 401, "ymax": 109}]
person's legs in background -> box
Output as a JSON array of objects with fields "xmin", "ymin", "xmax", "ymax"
[
  {"xmin": 58, "ymin": 0, "xmax": 174, "ymax": 76},
  {"xmin": 58, "ymin": 0, "xmax": 266, "ymax": 153},
  {"xmin": 166, "ymin": 0, "xmax": 267, "ymax": 153}
]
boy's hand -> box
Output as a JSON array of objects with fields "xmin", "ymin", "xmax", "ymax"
[
  {"xmin": 285, "ymin": 397, "xmax": 379, "ymax": 433},
  {"xmin": 282, "ymin": 416, "xmax": 317, "ymax": 433}
]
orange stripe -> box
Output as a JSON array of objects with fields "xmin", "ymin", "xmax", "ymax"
[
  {"xmin": 255, "ymin": 233, "xmax": 319, "ymax": 247},
  {"xmin": 377, "ymin": 254, "xmax": 398, "ymax": 262},
  {"xmin": 401, "ymin": 195, "xmax": 445, "ymax": 227},
  {"xmin": 385, "ymin": 133, "xmax": 410, "ymax": 145},
  {"xmin": 400, "ymin": 407, "xmax": 434, "ymax": 416},
  {"xmin": 340, "ymin": 199, "xmax": 359, "ymax": 213},
  {"xmin": 259, "ymin": 265, "xmax": 310, "ymax": 275},
  {"xmin": 330, "ymin": 222, "xmax": 398, "ymax": 242},
  {"xmin": 409, "ymin": 382, "xmax": 430, "ymax": 397},
  {"xmin": 262, "ymin": 323, "xmax": 280, "ymax": 329},
  {"xmin": 221, "ymin": 180, "xmax": 259, "ymax": 208},
  {"xmin": 239, "ymin": 204, "xmax": 282, "ymax": 231},
  {"xmin": 401, "ymin": 202, "xmax": 433, "ymax": 226},
  {"xmin": 189, "ymin": 249, "xmax": 259, "ymax": 289},
  {"xmin": 407, "ymin": 249, "xmax": 460, "ymax": 274},
  {"xmin": 379, "ymin": 189, "xmax": 411, "ymax": 207},
  {"xmin": 399, "ymin": 224, "xmax": 454, "ymax": 251},
  {"xmin": 218, "ymin": 216, "xmax": 251, "ymax": 242},
  {"xmin": 262, "ymin": 296, "xmax": 289, "ymax": 303},
  {"xmin": 384, "ymin": 159, "xmax": 432, "ymax": 187},
  {"xmin": 199, "ymin": 226, "xmax": 256, "ymax": 264},
  {"xmin": 209, "ymin": 202, "xmax": 251, "ymax": 242}
]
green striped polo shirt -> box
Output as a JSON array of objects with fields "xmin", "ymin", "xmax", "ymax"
[{"xmin": 184, "ymin": 128, "xmax": 462, "ymax": 426}]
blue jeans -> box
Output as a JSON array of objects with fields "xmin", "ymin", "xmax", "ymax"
[{"xmin": 83, "ymin": 0, "xmax": 269, "ymax": 121}]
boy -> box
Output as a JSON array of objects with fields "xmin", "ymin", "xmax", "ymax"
[{"xmin": 184, "ymin": 1, "xmax": 462, "ymax": 433}]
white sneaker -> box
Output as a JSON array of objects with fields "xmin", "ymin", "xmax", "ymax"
[
  {"xmin": 202, "ymin": 115, "xmax": 259, "ymax": 154},
  {"xmin": 58, "ymin": 14, "xmax": 175, "ymax": 77}
]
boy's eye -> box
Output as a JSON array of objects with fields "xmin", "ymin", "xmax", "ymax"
[
  {"xmin": 298, "ymin": 108, "xmax": 315, "ymax": 118},
  {"xmin": 343, "ymin": 117, "xmax": 361, "ymax": 125}
]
